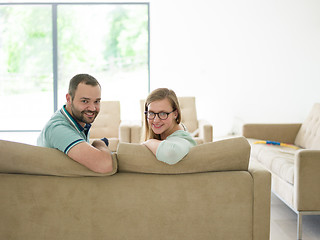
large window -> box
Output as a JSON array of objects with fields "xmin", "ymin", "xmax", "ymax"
[{"xmin": 0, "ymin": 2, "xmax": 149, "ymax": 144}]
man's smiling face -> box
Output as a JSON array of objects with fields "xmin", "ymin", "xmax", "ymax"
[{"xmin": 66, "ymin": 82, "xmax": 101, "ymax": 127}]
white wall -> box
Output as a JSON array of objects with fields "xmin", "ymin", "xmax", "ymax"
[
  {"xmin": 6, "ymin": 0, "xmax": 320, "ymax": 139},
  {"xmin": 149, "ymin": 0, "xmax": 320, "ymax": 137}
]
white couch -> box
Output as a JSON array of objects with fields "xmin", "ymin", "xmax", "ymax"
[{"xmin": 243, "ymin": 103, "xmax": 320, "ymax": 240}]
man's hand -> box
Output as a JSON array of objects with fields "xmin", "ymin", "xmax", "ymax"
[
  {"xmin": 100, "ymin": 137, "xmax": 109, "ymax": 146},
  {"xmin": 92, "ymin": 139, "xmax": 108, "ymax": 148}
]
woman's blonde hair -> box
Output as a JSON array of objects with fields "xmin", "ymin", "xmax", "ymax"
[{"xmin": 143, "ymin": 88, "xmax": 181, "ymax": 141}]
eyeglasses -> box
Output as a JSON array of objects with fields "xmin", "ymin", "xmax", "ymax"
[{"xmin": 144, "ymin": 110, "xmax": 176, "ymax": 120}]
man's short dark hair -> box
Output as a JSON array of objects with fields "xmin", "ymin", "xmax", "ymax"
[{"xmin": 68, "ymin": 74, "xmax": 101, "ymax": 100}]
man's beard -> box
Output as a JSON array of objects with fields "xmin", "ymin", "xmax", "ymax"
[{"xmin": 71, "ymin": 103, "xmax": 98, "ymax": 124}]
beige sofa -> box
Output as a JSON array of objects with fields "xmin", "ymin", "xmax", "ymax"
[
  {"xmin": 243, "ymin": 103, "xmax": 320, "ymax": 240},
  {"xmin": 0, "ymin": 137, "xmax": 270, "ymax": 240}
]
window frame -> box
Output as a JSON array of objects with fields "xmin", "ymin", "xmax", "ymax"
[{"xmin": 0, "ymin": 1, "xmax": 150, "ymax": 135}]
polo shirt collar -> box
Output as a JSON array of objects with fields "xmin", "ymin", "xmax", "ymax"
[{"xmin": 61, "ymin": 105, "xmax": 91, "ymax": 134}]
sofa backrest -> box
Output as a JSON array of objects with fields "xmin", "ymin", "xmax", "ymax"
[
  {"xmin": 0, "ymin": 137, "xmax": 250, "ymax": 177},
  {"xmin": 116, "ymin": 137, "xmax": 250, "ymax": 174},
  {"xmin": 295, "ymin": 103, "xmax": 320, "ymax": 150},
  {"xmin": 0, "ymin": 140, "xmax": 117, "ymax": 177}
]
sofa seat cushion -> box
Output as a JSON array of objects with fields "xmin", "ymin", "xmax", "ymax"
[
  {"xmin": 116, "ymin": 137, "xmax": 250, "ymax": 174},
  {"xmin": 247, "ymin": 138, "xmax": 302, "ymax": 185}
]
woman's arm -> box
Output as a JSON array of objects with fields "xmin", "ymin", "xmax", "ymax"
[
  {"xmin": 142, "ymin": 139, "xmax": 161, "ymax": 155},
  {"xmin": 143, "ymin": 137, "xmax": 192, "ymax": 165},
  {"xmin": 156, "ymin": 137, "xmax": 191, "ymax": 165}
]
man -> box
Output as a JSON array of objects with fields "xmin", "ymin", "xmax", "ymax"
[{"xmin": 37, "ymin": 74, "xmax": 113, "ymax": 173}]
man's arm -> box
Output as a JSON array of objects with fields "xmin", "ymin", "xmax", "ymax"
[{"xmin": 67, "ymin": 139, "xmax": 113, "ymax": 173}]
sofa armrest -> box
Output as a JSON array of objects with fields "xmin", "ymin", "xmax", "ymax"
[
  {"xmin": 243, "ymin": 123, "xmax": 302, "ymax": 144},
  {"xmin": 248, "ymin": 162, "xmax": 271, "ymax": 240},
  {"xmin": 198, "ymin": 119, "xmax": 213, "ymax": 143},
  {"xmin": 119, "ymin": 121, "xmax": 131, "ymax": 143},
  {"xmin": 294, "ymin": 149, "xmax": 320, "ymax": 211}
]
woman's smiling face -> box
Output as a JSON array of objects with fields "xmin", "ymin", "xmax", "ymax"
[{"xmin": 147, "ymin": 98, "xmax": 177, "ymax": 139}]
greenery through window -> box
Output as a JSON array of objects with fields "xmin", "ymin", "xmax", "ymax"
[{"xmin": 0, "ymin": 2, "xmax": 149, "ymax": 144}]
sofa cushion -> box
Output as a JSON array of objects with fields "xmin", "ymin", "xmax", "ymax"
[
  {"xmin": 247, "ymin": 138, "xmax": 301, "ymax": 185},
  {"xmin": 116, "ymin": 137, "xmax": 250, "ymax": 174},
  {"xmin": 0, "ymin": 140, "xmax": 117, "ymax": 177},
  {"xmin": 179, "ymin": 96, "xmax": 198, "ymax": 134},
  {"xmin": 90, "ymin": 101, "xmax": 121, "ymax": 138},
  {"xmin": 295, "ymin": 103, "xmax": 320, "ymax": 150}
]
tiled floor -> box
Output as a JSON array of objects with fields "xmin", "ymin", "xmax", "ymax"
[{"xmin": 270, "ymin": 193, "xmax": 320, "ymax": 240}]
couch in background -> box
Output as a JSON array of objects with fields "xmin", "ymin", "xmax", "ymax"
[
  {"xmin": 243, "ymin": 103, "xmax": 320, "ymax": 240},
  {"xmin": 90, "ymin": 101, "xmax": 131, "ymax": 152},
  {"xmin": 0, "ymin": 137, "xmax": 270, "ymax": 240}
]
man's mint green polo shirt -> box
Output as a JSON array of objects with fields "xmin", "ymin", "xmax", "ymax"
[{"xmin": 37, "ymin": 105, "xmax": 91, "ymax": 154}]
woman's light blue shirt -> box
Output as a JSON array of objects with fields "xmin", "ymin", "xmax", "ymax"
[{"xmin": 156, "ymin": 130, "xmax": 197, "ymax": 165}]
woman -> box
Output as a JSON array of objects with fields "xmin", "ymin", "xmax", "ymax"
[{"xmin": 142, "ymin": 88, "xmax": 197, "ymax": 164}]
